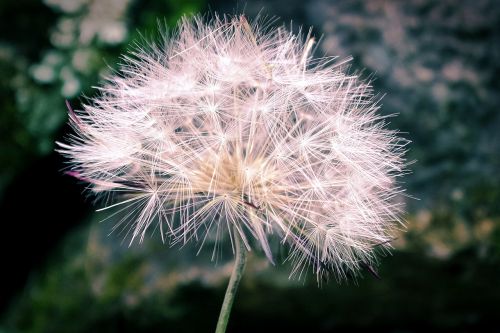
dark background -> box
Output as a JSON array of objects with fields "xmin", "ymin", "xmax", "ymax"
[{"xmin": 1, "ymin": 0, "xmax": 499, "ymax": 332}]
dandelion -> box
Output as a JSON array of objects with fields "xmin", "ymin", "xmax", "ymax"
[{"xmin": 58, "ymin": 14, "xmax": 408, "ymax": 332}]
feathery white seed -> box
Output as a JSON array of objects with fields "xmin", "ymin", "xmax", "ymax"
[{"xmin": 58, "ymin": 14, "xmax": 408, "ymax": 281}]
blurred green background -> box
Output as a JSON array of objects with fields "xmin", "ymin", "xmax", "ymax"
[{"xmin": 1, "ymin": 0, "xmax": 499, "ymax": 332}]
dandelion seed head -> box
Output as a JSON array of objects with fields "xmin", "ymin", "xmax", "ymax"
[{"xmin": 58, "ymin": 14, "xmax": 408, "ymax": 281}]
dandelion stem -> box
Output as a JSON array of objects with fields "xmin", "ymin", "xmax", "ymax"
[{"xmin": 215, "ymin": 228, "xmax": 247, "ymax": 333}]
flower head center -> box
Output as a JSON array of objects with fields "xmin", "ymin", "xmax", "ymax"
[{"xmin": 191, "ymin": 146, "xmax": 275, "ymax": 207}]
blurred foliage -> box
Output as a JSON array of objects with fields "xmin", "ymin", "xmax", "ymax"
[
  {"xmin": 305, "ymin": 0, "xmax": 500, "ymax": 260},
  {"xmin": 0, "ymin": 0, "xmax": 203, "ymax": 197},
  {"xmin": 1, "ymin": 0, "xmax": 500, "ymax": 332},
  {"xmin": 3, "ymin": 220, "xmax": 500, "ymax": 332}
]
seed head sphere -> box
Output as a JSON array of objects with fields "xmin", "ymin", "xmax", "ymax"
[{"xmin": 58, "ymin": 14, "xmax": 408, "ymax": 280}]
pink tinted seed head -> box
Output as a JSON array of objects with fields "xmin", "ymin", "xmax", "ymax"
[{"xmin": 58, "ymin": 14, "xmax": 408, "ymax": 281}]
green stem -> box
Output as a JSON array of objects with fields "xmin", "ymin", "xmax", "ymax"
[{"xmin": 215, "ymin": 228, "xmax": 247, "ymax": 333}]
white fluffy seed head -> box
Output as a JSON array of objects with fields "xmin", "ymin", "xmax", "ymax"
[{"xmin": 58, "ymin": 14, "xmax": 408, "ymax": 281}]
